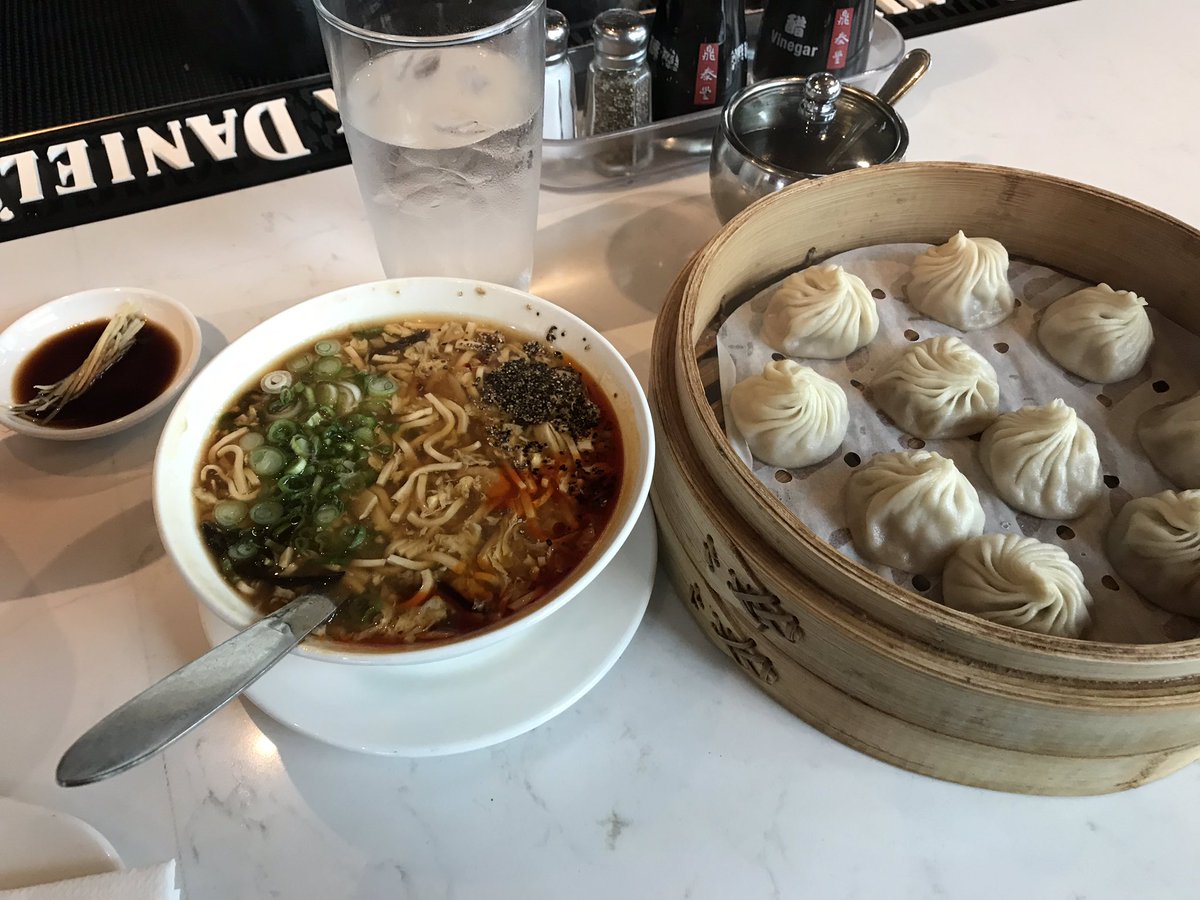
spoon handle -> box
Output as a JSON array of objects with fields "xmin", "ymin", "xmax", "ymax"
[
  {"xmin": 876, "ymin": 48, "xmax": 932, "ymax": 107},
  {"xmin": 56, "ymin": 593, "xmax": 339, "ymax": 787}
]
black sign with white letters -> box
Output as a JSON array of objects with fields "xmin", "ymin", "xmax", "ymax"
[{"xmin": 0, "ymin": 75, "xmax": 348, "ymax": 241}]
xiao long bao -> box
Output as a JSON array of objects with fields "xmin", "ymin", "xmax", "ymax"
[
  {"xmin": 870, "ymin": 335, "xmax": 1000, "ymax": 439},
  {"xmin": 1137, "ymin": 391, "xmax": 1200, "ymax": 489},
  {"xmin": 906, "ymin": 231, "xmax": 1015, "ymax": 331},
  {"xmin": 942, "ymin": 534, "xmax": 1093, "ymax": 639},
  {"xmin": 844, "ymin": 450, "xmax": 985, "ymax": 574},
  {"xmin": 1038, "ymin": 283, "xmax": 1153, "ymax": 384},
  {"xmin": 728, "ymin": 360, "xmax": 849, "ymax": 469},
  {"xmin": 761, "ymin": 264, "xmax": 879, "ymax": 359},
  {"xmin": 978, "ymin": 399, "xmax": 1103, "ymax": 520},
  {"xmin": 1107, "ymin": 490, "xmax": 1200, "ymax": 618}
]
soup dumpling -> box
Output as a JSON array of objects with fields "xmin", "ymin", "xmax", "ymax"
[
  {"xmin": 761, "ymin": 265, "xmax": 879, "ymax": 359},
  {"xmin": 728, "ymin": 360, "xmax": 848, "ymax": 468},
  {"xmin": 871, "ymin": 335, "xmax": 1000, "ymax": 439},
  {"xmin": 979, "ymin": 399, "xmax": 1103, "ymax": 520},
  {"xmin": 1038, "ymin": 284, "xmax": 1153, "ymax": 383},
  {"xmin": 1107, "ymin": 490, "xmax": 1200, "ymax": 617},
  {"xmin": 844, "ymin": 450, "xmax": 985, "ymax": 573},
  {"xmin": 943, "ymin": 534, "xmax": 1093, "ymax": 638},
  {"xmin": 907, "ymin": 231, "xmax": 1015, "ymax": 331},
  {"xmin": 1137, "ymin": 391, "xmax": 1200, "ymax": 489}
]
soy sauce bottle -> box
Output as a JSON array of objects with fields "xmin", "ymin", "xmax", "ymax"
[
  {"xmin": 753, "ymin": 0, "xmax": 873, "ymax": 82},
  {"xmin": 648, "ymin": 0, "xmax": 747, "ymax": 121}
]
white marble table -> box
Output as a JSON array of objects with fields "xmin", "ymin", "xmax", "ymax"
[{"xmin": 3, "ymin": 2, "xmax": 1200, "ymax": 897}]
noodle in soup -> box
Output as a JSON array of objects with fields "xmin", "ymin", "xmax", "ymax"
[{"xmin": 194, "ymin": 319, "xmax": 622, "ymax": 646}]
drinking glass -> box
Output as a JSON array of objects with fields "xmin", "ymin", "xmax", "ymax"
[{"xmin": 313, "ymin": 0, "xmax": 546, "ymax": 288}]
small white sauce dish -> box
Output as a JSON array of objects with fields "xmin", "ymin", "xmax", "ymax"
[{"xmin": 0, "ymin": 286, "xmax": 202, "ymax": 441}]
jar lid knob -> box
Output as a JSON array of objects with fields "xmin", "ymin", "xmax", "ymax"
[{"xmin": 800, "ymin": 72, "xmax": 842, "ymax": 124}]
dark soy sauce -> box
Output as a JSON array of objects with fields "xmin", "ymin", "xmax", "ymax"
[{"xmin": 14, "ymin": 318, "xmax": 180, "ymax": 428}]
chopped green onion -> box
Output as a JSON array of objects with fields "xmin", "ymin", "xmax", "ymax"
[
  {"xmin": 314, "ymin": 503, "xmax": 341, "ymax": 527},
  {"xmin": 250, "ymin": 500, "xmax": 284, "ymax": 525},
  {"xmin": 290, "ymin": 435, "xmax": 313, "ymax": 457},
  {"xmin": 371, "ymin": 440, "xmax": 394, "ymax": 457},
  {"xmin": 314, "ymin": 357, "xmax": 343, "ymax": 377},
  {"xmin": 335, "ymin": 382, "xmax": 361, "ymax": 415},
  {"xmin": 228, "ymin": 541, "xmax": 259, "ymax": 561},
  {"xmin": 278, "ymin": 471, "xmax": 312, "ymax": 494},
  {"xmin": 314, "ymin": 381, "xmax": 339, "ymax": 407},
  {"xmin": 283, "ymin": 456, "xmax": 308, "ymax": 476},
  {"xmin": 340, "ymin": 524, "xmax": 367, "ymax": 550},
  {"xmin": 353, "ymin": 426, "xmax": 376, "ymax": 446},
  {"xmin": 238, "ymin": 431, "xmax": 265, "ymax": 452},
  {"xmin": 260, "ymin": 370, "xmax": 294, "ymax": 394},
  {"xmin": 214, "ymin": 500, "xmax": 247, "ymax": 527},
  {"xmin": 366, "ymin": 374, "xmax": 397, "ymax": 396},
  {"xmin": 267, "ymin": 420, "xmax": 299, "ymax": 445},
  {"xmin": 314, "ymin": 339, "xmax": 341, "ymax": 357},
  {"xmin": 248, "ymin": 445, "xmax": 286, "ymax": 476},
  {"xmin": 287, "ymin": 353, "xmax": 313, "ymax": 373}
]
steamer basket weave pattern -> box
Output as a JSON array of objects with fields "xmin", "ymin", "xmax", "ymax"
[{"xmin": 650, "ymin": 162, "xmax": 1200, "ymax": 795}]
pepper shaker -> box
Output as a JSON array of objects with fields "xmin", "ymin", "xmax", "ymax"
[
  {"xmin": 584, "ymin": 9, "xmax": 652, "ymax": 136},
  {"xmin": 543, "ymin": 9, "xmax": 576, "ymax": 140}
]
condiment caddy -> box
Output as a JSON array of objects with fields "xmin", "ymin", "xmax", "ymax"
[{"xmin": 542, "ymin": 7, "xmax": 905, "ymax": 189}]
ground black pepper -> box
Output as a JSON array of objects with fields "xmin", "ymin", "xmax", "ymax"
[{"xmin": 480, "ymin": 358, "xmax": 600, "ymax": 438}]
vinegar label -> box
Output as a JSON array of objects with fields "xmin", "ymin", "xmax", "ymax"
[
  {"xmin": 826, "ymin": 7, "xmax": 855, "ymax": 70},
  {"xmin": 693, "ymin": 42, "xmax": 721, "ymax": 106}
]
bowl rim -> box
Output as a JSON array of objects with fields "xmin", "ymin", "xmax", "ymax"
[
  {"xmin": 0, "ymin": 286, "xmax": 202, "ymax": 441},
  {"xmin": 153, "ymin": 276, "xmax": 654, "ymax": 666}
]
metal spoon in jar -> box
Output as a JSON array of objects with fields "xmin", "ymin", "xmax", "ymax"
[{"xmin": 56, "ymin": 579, "xmax": 343, "ymax": 787}]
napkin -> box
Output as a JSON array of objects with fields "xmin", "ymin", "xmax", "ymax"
[{"xmin": 0, "ymin": 861, "xmax": 178, "ymax": 900}]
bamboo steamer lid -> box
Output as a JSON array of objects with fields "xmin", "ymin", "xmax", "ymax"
[{"xmin": 650, "ymin": 161, "xmax": 1200, "ymax": 794}]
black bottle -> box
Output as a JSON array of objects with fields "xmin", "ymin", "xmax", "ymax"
[
  {"xmin": 648, "ymin": 0, "xmax": 747, "ymax": 121},
  {"xmin": 753, "ymin": 0, "xmax": 874, "ymax": 82}
]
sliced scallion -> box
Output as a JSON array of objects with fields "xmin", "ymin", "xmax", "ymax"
[
  {"xmin": 267, "ymin": 420, "xmax": 299, "ymax": 445},
  {"xmin": 314, "ymin": 381, "xmax": 339, "ymax": 407},
  {"xmin": 290, "ymin": 435, "xmax": 313, "ymax": 458},
  {"xmin": 313, "ymin": 503, "xmax": 341, "ymax": 527},
  {"xmin": 250, "ymin": 500, "xmax": 284, "ymax": 525},
  {"xmin": 365, "ymin": 374, "xmax": 397, "ymax": 396},
  {"xmin": 341, "ymin": 524, "xmax": 367, "ymax": 550},
  {"xmin": 228, "ymin": 541, "xmax": 259, "ymax": 561},
  {"xmin": 314, "ymin": 356, "xmax": 343, "ymax": 377},
  {"xmin": 314, "ymin": 339, "xmax": 341, "ymax": 357},
  {"xmin": 260, "ymin": 370, "xmax": 294, "ymax": 394},
  {"xmin": 287, "ymin": 353, "xmax": 313, "ymax": 373},
  {"xmin": 238, "ymin": 431, "xmax": 265, "ymax": 452},
  {"xmin": 213, "ymin": 500, "xmax": 247, "ymax": 527},
  {"xmin": 248, "ymin": 445, "xmax": 286, "ymax": 476}
]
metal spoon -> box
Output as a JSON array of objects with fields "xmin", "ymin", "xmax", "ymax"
[
  {"xmin": 875, "ymin": 48, "xmax": 932, "ymax": 107},
  {"xmin": 57, "ymin": 590, "xmax": 345, "ymax": 787}
]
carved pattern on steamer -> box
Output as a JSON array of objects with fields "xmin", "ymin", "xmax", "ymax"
[
  {"xmin": 707, "ymin": 532, "xmax": 804, "ymax": 643},
  {"xmin": 693, "ymin": 579, "xmax": 780, "ymax": 685}
]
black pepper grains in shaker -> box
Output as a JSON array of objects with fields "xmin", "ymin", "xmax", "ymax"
[{"xmin": 585, "ymin": 9, "xmax": 653, "ymax": 136}]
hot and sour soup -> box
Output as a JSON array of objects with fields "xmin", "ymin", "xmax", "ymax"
[{"xmin": 194, "ymin": 318, "xmax": 622, "ymax": 647}]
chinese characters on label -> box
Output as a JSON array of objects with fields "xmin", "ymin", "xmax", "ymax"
[
  {"xmin": 693, "ymin": 42, "xmax": 721, "ymax": 106},
  {"xmin": 826, "ymin": 6, "xmax": 855, "ymax": 70}
]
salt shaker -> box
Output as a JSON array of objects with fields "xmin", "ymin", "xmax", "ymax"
[
  {"xmin": 543, "ymin": 9, "xmax": 576, "ymax": 140},
  {"xmin": 584, "ymin": 9, "xmax": 652, "ymax": 136}
]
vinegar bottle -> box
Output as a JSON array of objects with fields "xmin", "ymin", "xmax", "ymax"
[
  {"xmin": 648, "ymin": 0, "xmax": 746, "ymax": 121},
  {"xmin": 753, "ymin": 0, "xmax": 874, "ymax": 82}
]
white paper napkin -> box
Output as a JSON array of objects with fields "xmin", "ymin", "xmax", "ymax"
[{"xmin": 0, "ymin": 861, "xmax": 178, "ymax": 900}]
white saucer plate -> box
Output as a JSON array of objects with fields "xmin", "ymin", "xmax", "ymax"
[
  {"xmin": 0, "ymin": 797, "xmax": 123, "ymax": 889},
  {"xmin": 199, "ymin": 506, "xmax": 657, "ymax": 756}
]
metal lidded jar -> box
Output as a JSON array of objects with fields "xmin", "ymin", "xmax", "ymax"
[
  {"xmin": 584, "ymin": 9, "xmax": 652, "ymax": 136},
  {"xmin": 709, "ymin": 69, "xmax": 913, "ymax": 223}
]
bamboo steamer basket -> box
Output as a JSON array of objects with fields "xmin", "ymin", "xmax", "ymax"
[{"xmin": 651, "ymin": 162, "xmax": 1200, "ymax": 795}]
